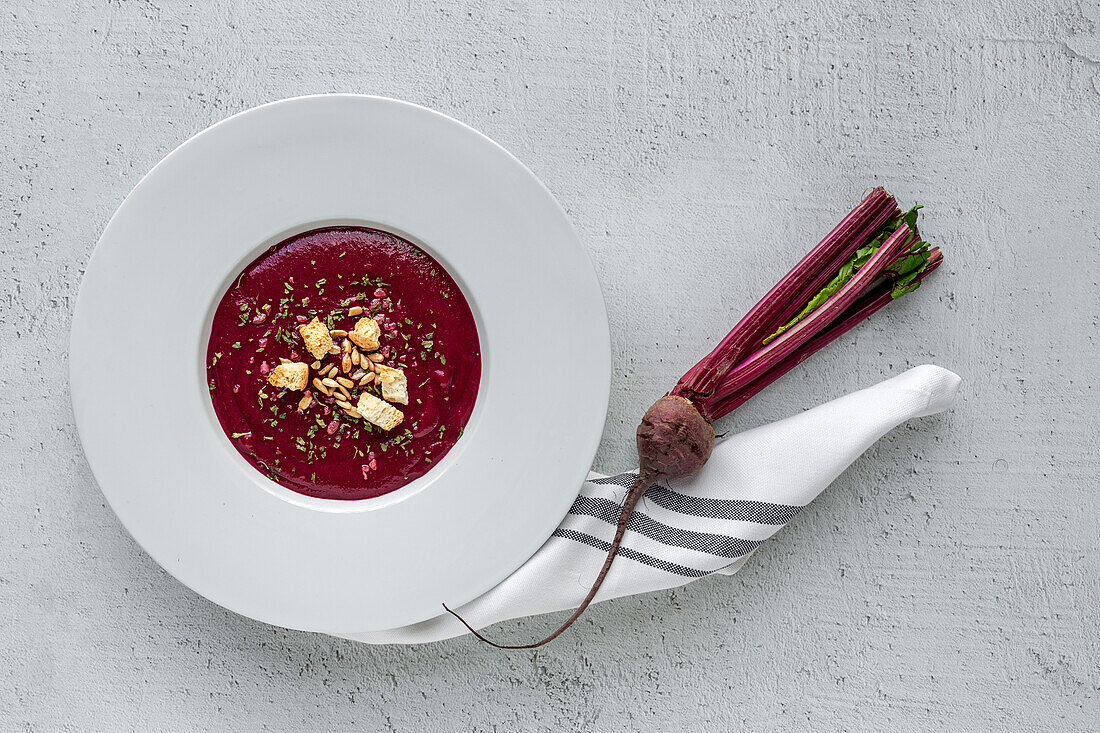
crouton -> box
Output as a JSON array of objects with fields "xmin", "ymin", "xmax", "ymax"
[
  {"xmin": 267, "ymin": 362, "xmax": 309, "ymax": 391},
  {"xmin": 356, "ymin": 392, "xmax": 403, "ymax": 431},
  {"xmin": 375, "ymin": 364, "xmax": 408, "ymax": 405},
  {"xmin": 348, "ymin": 317, "xmax": 381, "ymax": 352},
  {"xmin": 298, "ymin": 317, "xmax": 334, "ymax": 360}
]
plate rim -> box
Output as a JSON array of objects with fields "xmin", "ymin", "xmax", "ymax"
[{"xmin": 70, "ymin": 94, "xmax": 611, "ymax": 632}]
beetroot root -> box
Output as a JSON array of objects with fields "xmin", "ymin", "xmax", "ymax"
[
  {"xmin": 637, "ymin": 395, "xmax": 715, "ymax": 479},
  {"xmin": 444, "ymin": 187, "xmax": 941, "ymax": 648},
  {"xmin": 442, "ymin": 395, "xmax": 715, "ymax": 649}
]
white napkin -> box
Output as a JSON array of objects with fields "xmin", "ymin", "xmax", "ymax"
[{"xmin": 338, "ymin": 365, "xmax": 960, "ymax": 645}]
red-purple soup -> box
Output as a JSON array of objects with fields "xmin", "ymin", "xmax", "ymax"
[{"xmin": 206, "ymin": 227, "xmax": 481, "ymax": 500}]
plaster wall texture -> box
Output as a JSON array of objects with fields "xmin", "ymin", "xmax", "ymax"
[{"xmin": 1, "ymin": 0, "xmax": 1097, "ymax": 730}]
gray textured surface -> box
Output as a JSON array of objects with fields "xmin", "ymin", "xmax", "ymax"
[{"xmin": 2, "ymin": 0, "xmax": 1098, "ymax": 729}]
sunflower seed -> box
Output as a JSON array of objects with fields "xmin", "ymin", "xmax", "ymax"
[
  {"xmin": 343, "ymin": 407, "xmax": 361, "ymax": 419},
  {"xmin": 312, "ymin": 378, "xmax": 331, "ymax": 396},
  {"xmin": 367, "ymin": 352, "xmax": 384, "ymax": 363},
  {"xmin": 335, "ymin": 398, "xmax": 352, "ymax": 410},
  {"xmin": 341, "ymin": 353, "xmax": 352, "ymax": 373},
  {"xmin": 297, "ymin": 392, "xmax": 313, "ymax": 411},
  {"xmin": 350, "ymin": 349, "xmax": 360, "ymax": 366},
  {"xmin": 342, "ymin": 338, "xmax": 352, "ymax": 354},
  {"xmin": 310, "ymin": 360, "xmax": 322, "ymax": 370},
  {"xmin": 348, "ymin": 306, "xmax": 364, "ymax": 317},
  {"xmin": 336, "ymin": 376, "xmax": 354, "ymax": 389},
  {"xmin": 321, "ymin": 377, "xmax": 340, "ymax": 388},
  {"xmin": 330, "ymin": 329, "xmax": 348, "ymax": 338}
]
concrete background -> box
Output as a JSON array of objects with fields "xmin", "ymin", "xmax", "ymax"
[{"xmin": 2, "ymin": 0, "xmax": 1098, "ymax": 729}]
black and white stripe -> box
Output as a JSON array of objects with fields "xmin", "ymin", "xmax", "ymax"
[
  {"xmin": 568, "ymin": 495, "xmax": 762, "ymax": 559},
  {"xmin": 550, "ymin": 529, "xmax": 712, "ymax": 578},
  {"xmin": 589, "ymin": 472, "xmax": 804, "ymax": 524},
  {"xmin": 645, "ymin": 486, "xmax": 802, "ymax": 525},
  {"xmin": 549, "ymin": 472, "xmax": 802, "ymax": 578}
]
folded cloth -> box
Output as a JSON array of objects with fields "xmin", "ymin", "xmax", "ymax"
[{"xmin": 339, "ymin": 365, "xmax": 960, "ymax": 645}]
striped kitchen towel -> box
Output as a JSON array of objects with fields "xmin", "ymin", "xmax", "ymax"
[{"xmin": 339, "ymin": 364, "xmax": 960, "ymax": 645}]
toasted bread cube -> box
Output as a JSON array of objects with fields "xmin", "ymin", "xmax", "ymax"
[
  {"xmin": 298, "ymin": 317, "xmax": 334, "ymax": 360},
  {"xmin": 267, "ymin": 362, "xmax": 309, "ymax": 391},
  {"xmin": 348, "ymin": 317, "xmax": 381, "ymax": 352},
  {"xmin": 375, "ymin": 364, "xmax": 408, "ymax": 405},
  {"xmin": 356, "ymin": 392, "xmax": 403, "ymax": 431}
]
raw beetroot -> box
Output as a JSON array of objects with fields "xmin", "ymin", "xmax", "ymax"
[{"xmin": 445, "ymin": 187, "xmax": 942, "ymax": 647}]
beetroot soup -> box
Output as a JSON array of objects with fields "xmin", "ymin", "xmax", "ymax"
[{"xmin": 206, "ymin": 227, "xmax": 481, "ymax": 500}]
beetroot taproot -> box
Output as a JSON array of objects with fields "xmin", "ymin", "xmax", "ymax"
[{"xmin": 445, "ymin": 187, "xmax": 942, "ymax": 647}]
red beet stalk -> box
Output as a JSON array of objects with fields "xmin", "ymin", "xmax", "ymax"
[
  {"xmin": 695, "ymin": 223, "xmax": 917, "ymax": 416},
  {"xmin": 675, "ymin": 187, "xmax": 899, "ymax": 400},
  {"xmin": 445, "ymin": 188, "xmax": 943, "ymax": 648},
  {"xmin": 706, "ymin": 247, "xmax": 942, "ymax": 417}
]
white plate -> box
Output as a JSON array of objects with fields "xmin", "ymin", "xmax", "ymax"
[{"xmin": 70, "ymin": 95, "xmax": 610, "ymax": 634}]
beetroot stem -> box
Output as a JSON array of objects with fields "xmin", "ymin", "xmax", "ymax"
[
  {"xmin": 705, "ymin": 248, "xmax": 942, "ymax": 419},
  {"xmin": 703, "ymin": 224, "xmax": 918, "ymax": 413},
  {"xmin": 766, "ymin": 203, "xmax": 897, "ymax": 334},
  {"xmin": 673, "ymin": 188, "xmax": 897, "ymax": 404}
]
